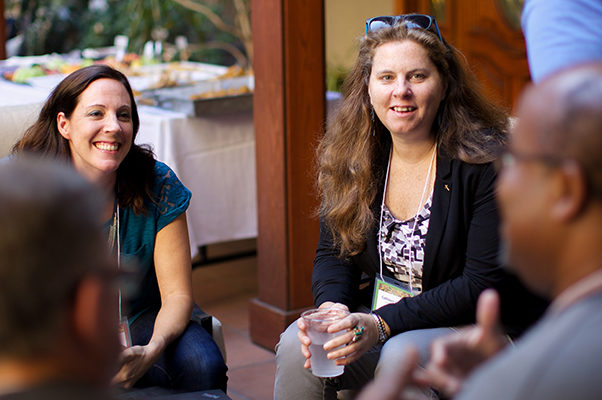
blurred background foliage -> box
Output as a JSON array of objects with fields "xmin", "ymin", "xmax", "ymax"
[{"xmin": 5, "ymin": 0, "xmax": 251, "ymax": 67}]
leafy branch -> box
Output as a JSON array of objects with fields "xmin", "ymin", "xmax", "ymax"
[{"xmin": 171, "ymin": 0, "xmax": 252, "ymax": 68}]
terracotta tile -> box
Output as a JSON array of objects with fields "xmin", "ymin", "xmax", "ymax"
[
  {"xmin": 204, "ymin": 295, "xmax": 254, "ymax": 332},
  {"xmin": 193, "ymin": 257, "xmax": 258, "ymax": 306},
  {"xmin": 206, "ymin": 238, "xmax": 257, "ymax": 258},
  {"xmin": 228, "ymin": 360, "xmax": 276, "ymax": 400},
  {"xmin": 191, "ymin": 240, "xmax": 276, "ymax": 400},
  {"xmin": 222, "ymin": 325, "xmax": 275, "ymax": 369}
]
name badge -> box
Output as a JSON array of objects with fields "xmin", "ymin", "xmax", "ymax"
[{"xmin": 372, "ymin": 275, "xmax": 418, "ymax": 311}]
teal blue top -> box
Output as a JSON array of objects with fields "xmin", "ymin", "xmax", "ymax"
[{"xmin": 113, "ymin": 161, "xmax": 191, "ymax": 323}]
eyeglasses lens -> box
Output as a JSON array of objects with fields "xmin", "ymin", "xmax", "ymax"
[
  {"xmin": 405, "ymin": 21, "xmax": 426, "ymax": 30},
  {"xmin": 404, "ymin": 15, "xmax": 432, "ymax": 30},
  {"xmin": 502, "ymin": 152, "xmax": 516, "ymax": 168},
  {"xmin": 368, "ymin": 20, "xmax": 391, "ymax": 32},
  {"xmin": 495, "ymin": 152, "xmax": 515, "ymax": 171}
]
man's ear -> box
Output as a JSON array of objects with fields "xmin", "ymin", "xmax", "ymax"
[
  {"xmin": 551, "ymin": 161, "xmax": 588, "ymax": 221},
  {"xmin": 57, "ymin": 112, "xmax": 71, "ymax": 140}
]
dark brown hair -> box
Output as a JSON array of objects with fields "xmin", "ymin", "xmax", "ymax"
[{"xmin": 12, "ymin": 64, "xmax": 155, "ymax": 213}]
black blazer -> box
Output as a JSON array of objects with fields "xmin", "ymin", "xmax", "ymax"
[{"xmin": 312, "ymin": 153, "xmax": 547, "ymax": 336}]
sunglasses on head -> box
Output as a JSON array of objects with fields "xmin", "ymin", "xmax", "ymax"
[{"xmin": 365, "ymin": 14, "xmax": 443, "ymax": 42}]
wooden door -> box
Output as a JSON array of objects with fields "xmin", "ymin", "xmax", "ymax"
[
  {"xmin": 0, "ymin": 0, "xmax": 5, "ymax": 59},
  {"xmin": 396, "ymin": 0, "xmax": 528, "ymax": 111}
]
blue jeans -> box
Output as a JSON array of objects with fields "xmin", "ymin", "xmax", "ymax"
[{"xmin": 129, "ymin": 305, "xmax": 228, "ymax": 392}]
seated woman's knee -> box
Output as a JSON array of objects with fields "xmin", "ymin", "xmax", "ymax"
[
  {"xmin": 376, "ymin": 327, "xmax": 454, "ymax": 376},
  {"xmin": 275, "ymin": 320, "xmax": 304, "ymax": 363},
  {"xmin": 171, "ymin": 322, "xmax": 227, "ymax": 390}
]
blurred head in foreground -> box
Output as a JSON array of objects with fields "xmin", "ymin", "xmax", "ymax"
[
  {"xmin": 0, "ymin": 157, "xmax": 120, "ymax": 392},
  {"xmin": 497, "ymin": 62, "xmax": 602, "ymax": 298}
]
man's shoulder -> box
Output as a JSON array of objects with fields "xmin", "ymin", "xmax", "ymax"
[{"xmin": 459, "ymin": 294, "xmax": 602, "ymax": 399}]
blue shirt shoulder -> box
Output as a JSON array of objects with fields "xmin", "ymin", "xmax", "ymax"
[{"xmin": 120, "ymin": 161, "xmax": 191, "ymax": 321}]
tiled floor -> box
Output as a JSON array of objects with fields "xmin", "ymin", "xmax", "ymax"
[{"xmin": 192, "ymin": 240, "xmax": 275, "ymax": 400}]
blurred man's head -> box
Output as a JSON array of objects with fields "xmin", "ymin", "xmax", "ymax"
[
  {"xmin": 0, "ymin": 157, "xmax": 120, "ymax": 387},
  {"xmin": 497, "ymin": 63, "xmax": 602, "ymax": 298}
]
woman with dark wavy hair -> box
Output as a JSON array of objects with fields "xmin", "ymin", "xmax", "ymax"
[
  {"xmin": 12, "ymin": 65, "xmax": 227, "ymax": 392},
  {"xmin": 274, "ymin": 15, "xmax": 544, "ymax": 399}
]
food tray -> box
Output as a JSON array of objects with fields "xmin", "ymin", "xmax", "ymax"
[{"xmin": 140, "ymin": 75, "xmax": 254, "ymax": 116}]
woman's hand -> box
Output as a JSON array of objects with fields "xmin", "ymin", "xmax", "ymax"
[
  {"xmin": 325, "ymin": 312, "xmax": 380, "ymax": 366},
  {"xmin": 297, "ymin": 302, "xmax": 349, "ymax": 369},
  {"xmin": 112, "ymin": 214, "xmax": 194, "ymax": 388},
  {"xmin": 112, "ymin": 340, "xmax": 164, "ymax": 388}
]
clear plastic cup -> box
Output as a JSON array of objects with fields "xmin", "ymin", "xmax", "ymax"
[{"xmin": 301, "ymin": 308, "xmax": 349, "ymax": 377}]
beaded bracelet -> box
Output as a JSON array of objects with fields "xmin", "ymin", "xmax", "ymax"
[{"xmin": 370, "ymin": 313, "xmax": 389, "ymax": 343}]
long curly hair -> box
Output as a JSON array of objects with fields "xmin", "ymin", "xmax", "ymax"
[
  {"xmin": 317, "ymin": 22, "xmax": 508, "ymax": 257},
  {"xmin": 12, "ymin": 65, "xmax": 155, "ymax": 214}
]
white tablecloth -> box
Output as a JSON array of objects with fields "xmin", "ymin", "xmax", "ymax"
[
  {"xmin": 0, "ymin": 79, "xmax": 49, "ymax": 106},
  {"xmin": 0, "ymin": 80, "xmax": 47, "ymax": 156},
  {"xmin": 136, "ymin": 105, "xmax": 257, "ymax": 252}
]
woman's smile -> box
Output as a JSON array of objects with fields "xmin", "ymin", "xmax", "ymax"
[
  {"xmin": 391, "ymin": 106, "xmax": 417, "ymax": 113},
  {"xmin": 94, "ymin": 141, "xmax": 121, "ymax": 152}
]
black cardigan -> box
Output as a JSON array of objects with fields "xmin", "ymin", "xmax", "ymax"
[{"xmin": 312, "ymin": 154, "xmax": 547, "ymax": 337}]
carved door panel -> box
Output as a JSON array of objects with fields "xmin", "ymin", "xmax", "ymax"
[{"xmin": 395, "ymin": 0, "xmax": 528, "ymax": 110}]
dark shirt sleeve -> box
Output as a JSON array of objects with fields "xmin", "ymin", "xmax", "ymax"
[
  {"xmin": 312, "ymin": 220, "xmax": 364, "ymax": 309},
  {"xmin": 312, "ymin": 162, "xmax": 546, "ymax": 336},
  {"xmin": 375, "ymin": 163, "xmax": 504, "ymax": 334}
]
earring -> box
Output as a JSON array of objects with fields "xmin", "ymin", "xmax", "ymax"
[{"xmin": 370, "ymin": 108, "xmax": 376, "ymax": 137}]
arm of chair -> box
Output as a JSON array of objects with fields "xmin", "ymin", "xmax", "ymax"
[
  {"xmin": 191, "ymin": 307, "xmax": 214, "ymax": 335},
  {"xmin": 191, "ymin": 307, "xmax": 227, "ymax": 362}
]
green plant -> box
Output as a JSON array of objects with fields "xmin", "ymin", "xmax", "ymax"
[
  {"xmin": 6, "ymin": 0, "xmax": 251, "ymax": 68},
  {"xmin": 326, "ymin": 63, "xmax": 348, "ymax": 93},
  {"xmin": 171, "ymin": 0, "xmax": 252, "ymax": 68}
]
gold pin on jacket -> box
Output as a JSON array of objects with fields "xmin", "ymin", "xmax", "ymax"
[{"xmin": 444, "ymin": 184, "xmax": 450, "ymax": 191}]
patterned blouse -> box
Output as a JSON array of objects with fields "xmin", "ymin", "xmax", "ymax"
[{"xmin": 378, "ymin": 193, "xmax": 433, "ymax": 293}]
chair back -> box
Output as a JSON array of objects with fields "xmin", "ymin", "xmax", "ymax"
[{"xmin": 0, "ymin": 103, "xmax": 42, "ymax": 158}]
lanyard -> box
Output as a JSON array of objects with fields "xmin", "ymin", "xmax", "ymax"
[
  {"xmin": 116, "ymin": 203, "xmax": 122, "ymax": 321},
  {"xmin": 108, "ymin": 202, "xmax": 122, "ymax": 320},
  {"xmin": 377, "ymin": 145, "xmax": 436, "ymax": 293}
]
